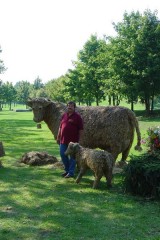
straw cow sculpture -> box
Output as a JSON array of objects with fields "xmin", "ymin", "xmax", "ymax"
[{"xmin": 27, "ymin": 97, "xmax": 142, "ymax": 164}]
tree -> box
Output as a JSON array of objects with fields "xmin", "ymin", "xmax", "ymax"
[
  {"xmin": 0, "ymin": 47, "xmax": 6, "ymax": 110},
  {"xmin": 111, "ymin": 10, "xmax": 160, "ymax": 113},
  {"xmin": 0, "ymin": 81, "xmax": 5, "ymax": 110},
  {"xmin": 29, "ymin": 76, "xmax": 46, "ymax": 98},
  {"xmin": 33, "ymin": 76, "xmax": 44, "ymax": 89},
  {"xmin": 66, "ymin": 64, "xmax": 87, "ymax": 105},
  {"xmin": 134, "ymin": 10, "xmax": 160, "ymax": 113},
  {"xmin": 3, "ymin": 82, "xmax": 17, "ymax": 110},
  {"xmin": 77, "ymin": 34, "xmax": 108, "ymax": 105},
  {"xmin": 30, "ymin": 88, "xmax": 48, "ymax": 98},
  {"xmin": 15, "ymin": 81, "xmax": 31, "ymax": 106},
  {"xmin": 103, "ymin": 40, "xmax": 125, "ymax": 106},
  {"xmin": 0, "ymin": 46, "xmax": 6, "ymax": 74},
  {"xmin": 109, "ymin": 11, "xmax": 143, "ymax": 109},
  {"xmin": 45, "ymin": 75, "xmax": 68, "ymax": 102}
]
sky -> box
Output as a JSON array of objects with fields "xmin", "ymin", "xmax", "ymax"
[{"xmin": 0, "ymin": 0, "xmax": 159, "ymax": 85}]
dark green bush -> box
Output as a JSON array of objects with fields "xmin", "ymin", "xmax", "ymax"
[{"xmin": 123, "ymin": 153, "xmax": 160, "ymax": 199}]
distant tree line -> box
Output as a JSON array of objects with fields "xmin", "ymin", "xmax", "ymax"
[
  {"xmin": 0, "ymin": 76, "xmax": 47, "ymax": 110},
  {"xmin": 0, "ymin": 10, "xmax": 160, "ymax": 114}
]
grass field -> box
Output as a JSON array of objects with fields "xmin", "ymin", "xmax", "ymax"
[{"xmin": 0, "ymin": 106, "xmax": 160, "ymax": 240}]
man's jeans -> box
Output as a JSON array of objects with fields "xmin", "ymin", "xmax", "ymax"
[{"xmin": 60, "ymin": 144, "xmax": 76, "ymax": 176}]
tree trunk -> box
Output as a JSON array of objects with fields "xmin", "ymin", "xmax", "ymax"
[
  {"xmin": 37, "ymin": 123, "xmax": 42, "ymax": 129},
  {"xmin": 9, "ymin": 101, "xmax": 12, "ymax": 110},
  {"xmin": 145, "ymin": 97, "xmax": 150, "ymax": 115},
  {"xmin": 108, "ymin": 96, "xmax": 111, "ymax": 105},
  {"xmin": 0, "ymin": 102, "xmax": 2, "ymax": 111},
  {"xmin": 0, "ymin": 142, "xmax": 5, "ymax": 157},
  {"xmin": 151, "ymin": 97, "xmax": 154, "ymax": 114},
  {"xmin": 131, "ymin": 101, "xmax": 134, "ymax": 111},
  {"xmin": 151, "ymin": 84, "xmax": 155, "ymax": 114},
  {"xmin": 96, "ymin": 98, "xmax": 99, "ymax": 106},
  {"xmin": 112, "ymin": 94, "xmax": 115, "ymax": 106},
  {"xmin": 116, "ymin": 96, "xmax": 120, "ymax": 106}
]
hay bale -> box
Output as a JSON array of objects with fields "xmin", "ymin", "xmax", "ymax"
[
  {"xmin": 52, "ymin": 161, "xmax": 64, "ymax": 169},
  {"xmin": 20, "ymin": 151, "xmax": 58, "ymax": 166}
]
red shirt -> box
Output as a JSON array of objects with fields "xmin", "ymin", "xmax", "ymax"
[{"xmin": 60, "ymin": 111, "xmax": 83, "ymax": 144}]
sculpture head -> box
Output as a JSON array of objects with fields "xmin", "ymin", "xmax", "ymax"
[
  {"xmin": 26, "ymin": 97, "xmax": 52, "ymax": 122},
  {"xmin": 65, "ymin": 142, "xmax": 80, "ymax": 158}
]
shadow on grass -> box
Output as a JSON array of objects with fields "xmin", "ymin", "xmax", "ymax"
[
  {"xmin": 1, "ymin": 163, "xmax": 159, "ymax": 239},
  {"xmin": 135, "ymin": 109, "xmax": 160, "ymax": 121}
]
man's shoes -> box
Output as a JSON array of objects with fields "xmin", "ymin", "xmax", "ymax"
[
  {"xmin": 64, "ymin": 173, "xmax": 74, "ymax": 178},
  {"xmin": 61, "ymin": 172, "xmax": 68, "ymax": 177}
]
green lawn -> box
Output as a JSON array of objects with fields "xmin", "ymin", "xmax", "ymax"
[{"xmin": 0, "ymin": 108, "xmax": 160, "ymax": 240}]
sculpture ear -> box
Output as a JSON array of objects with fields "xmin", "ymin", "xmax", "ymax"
[
  {"xmin": 73, "ymin": 143, "xmax": 80, "ymax": 150},
  {"xmin": 42, "ymin": 98, "xmax": 52, "ymax": 107},
  {"xmin": 26, "ymin": 98, "xmax": 33, "ymax": 107}
]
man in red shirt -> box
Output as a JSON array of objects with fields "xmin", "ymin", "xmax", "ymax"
[{"xmin": 57, "ymin": 101, "xmax": 83, "ymax": 178}]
